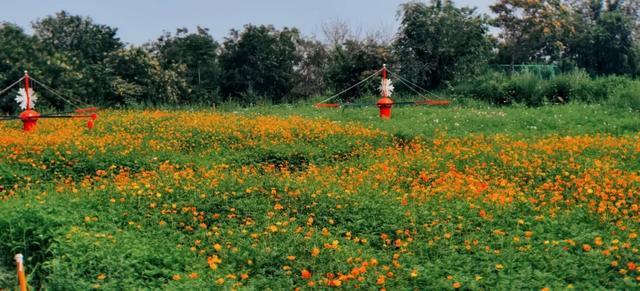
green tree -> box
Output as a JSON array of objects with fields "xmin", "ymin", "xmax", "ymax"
[
  {"xmin": 491, "ymin": 0, "xmax": 575, "ymax": 64},
  {"xmin": 33, "ymin": 11, "xmax": 122, "ymax": 63},
  {"xmin": 150, "ymin": 27, "xmax": 220, "ymax": 104},
  {"xmin": 219, "ymin": 25, "xmax": 300, "ymax": 104},
  {"xmin": 290, "ymin": 38, "xmax": 328, "ymax": 98},
  {"xmin": 32, "ymin": 11, "xmax": 124, "ymax": 107},
  {"xmin": 569, "ymin": 0, "xmax": 638, "ymax": 75},
  {"xmin": 105, "ymin": 47, "xmax": 188, "ymax": 106},
  {"xmin": 395, "ymin": 0, "xmax": 493, "ymax": 90}
]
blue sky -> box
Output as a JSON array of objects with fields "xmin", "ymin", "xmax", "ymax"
[{"xmin": 1, "ymin": 0, "xmax": 494, "ymax": 45}]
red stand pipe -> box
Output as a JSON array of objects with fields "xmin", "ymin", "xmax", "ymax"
[
  {"xmin": 24, "ymin": 71, "xmax": 30, "ymax": 111},
  {"xmin": 376, "ymin": 64, "xmax": 393, "ymax": 119}
]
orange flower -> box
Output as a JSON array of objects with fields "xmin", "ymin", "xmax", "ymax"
[
  {"xmin": 582, "ymin": 244, "xmax": 592, "ymax": 252},
  {"xmin": 188, "ymin": 272, "xmax": 198, "ymax": 279},
  {"xmin": 350, "ymin": 267, "xmax": 360, "ymax": 277},
  {"xmin": 172, "ymin": 274, "xmax": 181, "ymax": 281},
  {"xmin": 301, "ymin": 269, "xmax": 312, "ymax": 279},
  {"xmin": 628, "ymin": 262, "xmax": 637, "ymax": 271},
  {"xmin": 328, "ymin": 279, "xmax": 342, "ymax": 287},
  {"xmin": 453, "ymin": 282, "xmax": 462, "ymax": 289},
  {"xmin": 208, "ymin": 255, "xmax": 222, "ymax": 270},
  {"xmin": 376, "ymin": 275, "xmax": 385, "ymax": 285}
]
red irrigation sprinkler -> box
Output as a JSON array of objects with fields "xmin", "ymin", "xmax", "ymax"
[
  {"xmin": 0, "ymin": 71, "xmax": 99, "ymax": 131},
  {"xmin": 314, "ymin": 64, "xmax": 451, "ymax": 116},
  {"xmin": 376, "ymin": 64, "xmax": 393, "ymax": 119}
]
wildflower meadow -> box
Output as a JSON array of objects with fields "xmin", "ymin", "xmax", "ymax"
[{"xmin": 0, "ymin": 106, "xmax": 639, "ymax": 289}]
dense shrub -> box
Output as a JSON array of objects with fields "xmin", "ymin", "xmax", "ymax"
[
  {"xmin": 505, "ymin": 73, "xmax": 544, "ymax": 106},
  {"xmin": 450, "ymin": 72, "xmax": 508, "ymax": 105},
  {"xmin": 542, "ymin": 70, "xmax": 592, "ymax": 103},
  {"xmin": 609, "ymin": 82, "xmax": 640, "ymax": 111},
  {"xmin": 452, "ymin": 70, "xmax": 639, "ymax": 107}
]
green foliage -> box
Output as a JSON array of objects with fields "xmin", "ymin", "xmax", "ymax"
[
  {"xmin": 106, "ymin": 47, "xmax": 188, "ymax": 106},
  {"xmin": 0, "ymin": 204, "xmax": 67, "ymax": 288},
  {"xmin": 291, "ymin": 39, "xmax": 327, "ymax": 98},
  {"xmin": 608, "ymin": 81, "xmax": 640, "ymax": 111},
  {"xmin": 505, "ymin": 73, "xmax": 545, "ymax": 106},
  {"xmin": 151, "ymin": 27, "xmax": 221, "ymax": 104},
  {"xmin": 395, "ymin": 0, "xmax": 493, "ymax": 89},
  {"xmin": 33, "ymin": 11, "xmax": 122, "ymax": 63},
  {"xmin": 219, "ymin": 25, "xmax": 301, "ymax": 104},
  {"xmin": 491, "ymin": 0, "xmax": 574, "ymax": 64},
  {"xmin": 451, "ymin": 70, "xmax": 636, "ymax": 106},
  {"xmin": 324, "ymin": 39, "xmax": 390, "ymax": 99},
  {"xmin": 32, "ymin": 11, "xmax": 124, "ymax": 108},
  {"xmin": 570, "ymin": 9, "xmax": 637, "ymax": 75},
  {"xmin": 542, "ymin": 70, "xmax": 594, "ymax": 103},
  {"xmin": 449, "ymin": 71, "xmax": 509, "ymax": 105}
]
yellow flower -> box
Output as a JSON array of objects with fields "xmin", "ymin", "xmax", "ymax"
[
  {"xmin": 311, "ymin": 247, "xmax": 320, "ymax": 257},
  {"xmin": 410, "ymin": 269, "xmax": 418, "ymax": 278}
]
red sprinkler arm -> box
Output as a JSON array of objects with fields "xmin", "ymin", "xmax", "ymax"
[{"xmin": 38, "ymin": 113, "xmax": 97, "ymax": 119}]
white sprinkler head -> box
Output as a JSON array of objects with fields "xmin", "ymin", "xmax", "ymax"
[
  {"xmin": 379, "ymin": 79, "xmax": 394, "ymax": 97},
  {"xmin": 15, "ymin": 88, "xmax": 37, "ymax": 110}
]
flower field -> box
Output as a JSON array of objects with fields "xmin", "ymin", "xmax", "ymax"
[{"xmin": 0, "ymin": 109, "xmax": 639, "ymax": 290}]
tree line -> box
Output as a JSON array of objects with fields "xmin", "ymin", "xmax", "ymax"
[{"xmin": 0, "ymin": 0, "xmax": 638, "ymax": 112}]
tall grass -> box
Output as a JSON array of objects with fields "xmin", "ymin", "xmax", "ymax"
[{"xmin": 450, "ymin": 70, "xmax": 640, "ymax": 109}]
